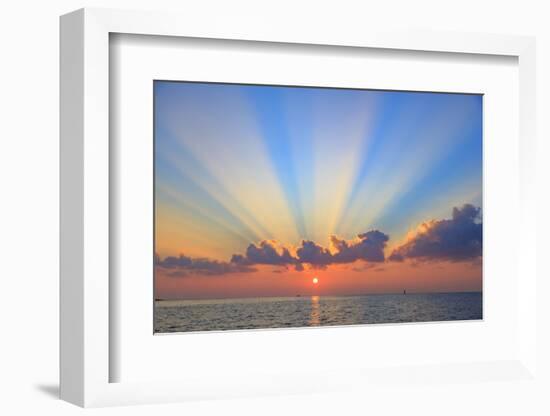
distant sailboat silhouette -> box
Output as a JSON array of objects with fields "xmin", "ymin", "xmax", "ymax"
[{"xmin": 403, "ymin": 289, "xmax": 406, "ymax": 295}]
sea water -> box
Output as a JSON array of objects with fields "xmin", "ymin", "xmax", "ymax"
[{"xmin": 154, "ymin": 292, "xmax": 482, "ymax": 333}]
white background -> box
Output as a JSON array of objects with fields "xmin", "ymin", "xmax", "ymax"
[{"xmin": 1, "ymin": 1, "xmax": 549, "ymax": 415}]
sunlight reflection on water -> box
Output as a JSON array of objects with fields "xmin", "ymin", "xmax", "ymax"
[{"xmin": 309, "ymin": 295, "xmax": 320, "ymax": 326}]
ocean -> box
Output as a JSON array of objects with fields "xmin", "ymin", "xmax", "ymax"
[{"xmin": 154, "ymin": 292, "xmax": 482, "ymax": 333}]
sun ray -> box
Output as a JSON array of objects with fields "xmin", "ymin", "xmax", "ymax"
[
  {"xmin": 156, "ymin": 183, "xmax": 260, "ymax": 247},
  {"xmin": 309, "ymin": 90, "xmax": 377, "ymax": 242},
  {"xmin": 335, "ymin": 94, "xmax": 481, "ymax": 237},
  {"xmin": 156, "ymin": 82, "xmax": 300, "ymax": 245}
]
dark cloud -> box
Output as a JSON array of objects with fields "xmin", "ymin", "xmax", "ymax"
[
  {"xmin": 232, "ymin": 240, "xmax": 303, "ymax": 271},
  {"xmin": 388, "ymin": 252, "xmax": 404, "ymax": 262},
  {"xmin": 231, "ymin": 230, "xmax": 390, "ymax": 271},
  {"xmin": 156, "ymin": 204, "xmax": 480, "ymax": 277},
  {"xmin": 330, "ymin": 230, "xmax": 389, "ymax": 264},
  {"xmin": 389, "ymin": 204, "xmax": 482, "ymax": 262},
  {"xmin": 156, "ymin": 254, "xmax": 256, "ymax": 277},
  {"xmin": 232, "ymin": 240, "xmax": 296, "ymax": 266},
  {"xmin": 296, "ymin": 240, "xmax": 333, "ymax": 268}
]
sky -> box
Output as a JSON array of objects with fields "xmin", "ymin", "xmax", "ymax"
[{"xmin": 154, "ymin": 81, "xmax": 483, "ymax": 299}]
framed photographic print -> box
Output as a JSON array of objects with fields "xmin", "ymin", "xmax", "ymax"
[
  {"xmin": 153, "ymin": 81, "xmax": 483, "ymax": 334},
  {"xmin": 60, "ymin": 8, "xmax": 538, "ymax": 408}
]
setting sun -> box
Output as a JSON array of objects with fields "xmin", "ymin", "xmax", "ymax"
[{"xmin": 312, "ymin": 277, "xmax": 319, "ymax": 284}]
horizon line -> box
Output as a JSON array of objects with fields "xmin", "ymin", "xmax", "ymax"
[{"xmin": 155, "ymin": 290, "xmax": 482, "ymax": 302}]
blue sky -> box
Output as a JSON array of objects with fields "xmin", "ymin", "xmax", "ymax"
[{"xmin": 155, "ymin": 81, "xmax": 482, "ymax": 260}]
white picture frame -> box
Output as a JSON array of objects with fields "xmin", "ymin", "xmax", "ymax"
[{"xmin": 60, "ymin": 7, "xmax": 538, "ymax": 407}]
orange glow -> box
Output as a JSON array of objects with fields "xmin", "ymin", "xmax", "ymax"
[{"xmin": 155, "ymin": 261, "xmax": 481, "ymax": 300}]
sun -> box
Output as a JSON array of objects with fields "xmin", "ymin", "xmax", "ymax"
[{"xmin": 312, "ymin": 277, "xmax": 319, "ymax": 284}]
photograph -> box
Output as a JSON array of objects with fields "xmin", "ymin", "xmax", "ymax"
[{"xmin": 153, "ymin": 81, "xmax": 483, "ymax": 333}]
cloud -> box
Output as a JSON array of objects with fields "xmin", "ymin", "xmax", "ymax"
[
  {"xmin": 231, "ymin": 230, "xmax": 389, "ymax": 270},
  {"xmin": 156, "ymin": 254, "xmax": 256, "ymax": 277},
  {"xmin": 231, "ymin": 240, "xmax": 296, "ymax": 266},
  {"xmin": 388, "ymin": 252, "xmax": 404, "ymax": 262},
  {"xmin": 231, "ymin": 240, "xmax": 304, "ymax": 271},
  {"xmin": 330, "ymin": 230, "xmax": 389, "ymax": 263},
  {"xmin": 156, "ymin": 204, "xmax": 480, "ymax": 277},
  {"xmin": 389, "ymin": 204, "xmax": 482, "ymax": 262},
  {"xmin": 295, "ymin": 240, "xmax": 333, "ymax": 268}
]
